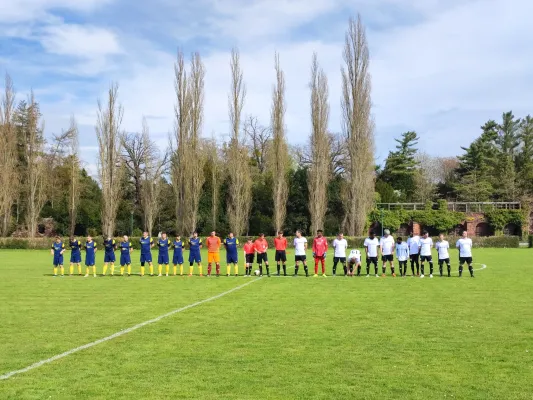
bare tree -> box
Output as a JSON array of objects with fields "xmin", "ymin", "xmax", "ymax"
[
  {"xmin": 205, "ymin": 136, "xmax": 222, "ymax": 230},
  {"xmin": 269, "ymin": 53, "xmax": 289, "ymax": 233},
  {"xmin": 226, "ymin": 48, "xmax": 252, "ymax": 235},
  {"xmin": 139, "ymin": 118, "xmax": 168, "ymax": 236},
  {"xmin": 293, "ymin": 132, "xmax": 346, "ymax": 176},
  {"xmin": 0, "ymin": 74, "xmax": 18, "ymax": 236},
  {"xmin": 244, "ymin": 115, "xmax": 271, "ymax": 174},
  {"xmin": 66, "ymin": 117, "xmax": 80, "ymax": 236},
  {"xmin": 341, "ymin": 15, "xmax": 375, "ymax": 235},
  {"xmin": 96, "ymin": 83, "xmax": 124, "ymax": 237},
  {"xmin": 308, "ymin": 53, "xmax": 331, "ymax": 234},
  {"xmin": 122, "ymin": 132, "xmax": 148, "ymax": 209},
  {"xmin": 413, "ymin": 152, "xmax": 438, "ymax": 202}
]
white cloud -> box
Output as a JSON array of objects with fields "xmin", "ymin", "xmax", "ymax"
[{"xmin": 0, "ymin": 0, "xmax": 113, "ymax": 23}]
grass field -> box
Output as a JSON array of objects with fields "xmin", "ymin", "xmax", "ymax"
[{"xmin": 0, "ymin": 248, "xmax": 532, "ymax": 399}]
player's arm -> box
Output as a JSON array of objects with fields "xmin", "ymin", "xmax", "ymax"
[
  {"xmin": 199, "ymin": 239, "xmax": 203, "ymax": 249},
  {"xmin": 129, "ymin": 243, "xmax": 133, "ymax": 253},
  {"xmin": 150, "ymin": 238, "xmax": 154, "ymax": 248},
  {"xmin": 94, "ymin": 244, "xmax": 98, "ymax": 253},
  {"xmin": 50, "ymin": 245, "xmax": 54, "ymax": 255},
  {"xmin": 60, "ymin": 243, "xmax": 65, "ymax": 254}
]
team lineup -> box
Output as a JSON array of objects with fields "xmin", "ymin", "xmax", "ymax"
[{"xmin": 50, "ymin": 229, "xmax": 476, "ymax": 278}]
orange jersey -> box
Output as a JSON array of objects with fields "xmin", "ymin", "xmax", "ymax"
[
  {"xmin": 274, "ymin": 237, "xmax": 287, "ymax": 251},
  {"xmin": 313, "ymin": 236, "xmax": 328, "ymax": 257},
  {"xmin": 206, "ymin": 236, "xmax": 221, "ymax": 253},
  {"xmin": 244, "ymin": 243, "xmax": 255, "ymax": 254},
  {"xmin": 254, "ymin": 238, "xmax": 268, "ymax": 254}
]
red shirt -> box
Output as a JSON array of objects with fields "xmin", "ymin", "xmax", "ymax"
[
  {"xmin": 313, "ymin": 236, "xmax": 328, "ymax": 257},
  {"xmin": 243, "ymin": 243, "xmax": 255, "ymax": 254},
  {"xmin": 254, "ymin": 238, "xmax": 268, "ymax": 254},
  {"xmin": 274, "ymin": 237, "xmax": 287, "ymax": 251}
]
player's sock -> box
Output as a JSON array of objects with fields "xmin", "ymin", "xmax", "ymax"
[
  {"xmin": 158, "ymin": 265, "xmax": 162, "ymax": 275},
  {"xmin": 321, "ymin": 260, "xmax": 325, "ymax": 275},
  {"xmin": 235, "ymin": 264, "xmax": 239, "ymax": 275},
  {"xmin": 173, "ymin": 265, "xmax": 177, "ymax": 275},
  {"xmin": 92, "ymin": 266, "xmax": 96, "ymax": 276},
  {"xmin": 208, "ymin": 264, "xmax": 212, "ymax": 275},
  {"xmin": 342, "ymin": 264, "xmax": 347, "ymax": 275},
  {"xmin": 141, "ymin": 266, "xmax": 145, "ymax": 276},
  {"xmin": 189, "ymin": 266, "xmax": 193, "ymax": 275},
  {"xmin": 411, "ymin": 262, "xmax": 415, "ymax": 275},
  {"xmin": 391, "ymin": 266, "xmax": 395, "ymax": 275},
  {"xmin": 277, "ymin": 263, "xmax": 281, "ymax": 274},
  {"xmin": 282, "ymin": 264, "xmax": 286, "ymax": 275},
  {"xmin": 303, "ymin": 265, "xmax": 309, "ymax": 276},
  {"xmin": 366, "ymin": 264, "xmax": 370, "ymax": 275},
  {"xmin": 227, "ymin": 265, "xmax": 231, "ymax": 275},
  {"xmin": 439, "ymin": 264, "xmax": 443, "ymax": 276},
  {"xmin": 314, "ymin": 261, "xmax": 319, "ymax": 275},
  {"xmin": 374, "ymin": 265, "xmax": 378, "ymax": 275},
  {"xmin": 459, "ymin": 265, "xmax": 463, "ymax": 277},
  {"xmin": 149, "ymin": 265, "xmax": 154, "ymax": 275},
  {"xmin": 258, "ymin": 264, "xmax": 263, "ymax": 275},
  {"xmin": 69, "ymin": 265, "xmax": 74, "ymax": 275},
  {"xmin": 53, "ymin": 267, "xmax": 57, "ymax": 276},
  {"xmin": 382, "ymin": 265, "xmax": 386, "ymax": 275},
  {"xmin": 120, "ymin": 267, "xmax": 125, "ymax": 275},
  {"xmin": 180, "ymin": 265, "xmax": 183, "ymax": 275},
  {"xmin": 166, "ymin": 265, "xmax": 170, "ymax": 275},
  {"xmin": 198, "ymin": 264, "xmax": 203, "ymax": 275},
  {"xmin": 78, "ymin": 265, "xmax": 82, "ymax": 275},
  {"xmin": 294, "ymin": 265, "xmax": 299, "ymax": 275},
  {"xmin": 86, "ymin": 267, "xmax": 90, "ymax": 275},
  {"xmin": 127, "ymin": 265, "xmax": 131, "ymax": 275},
  {"xmin": 110, "ymin": 264, "xmax": 115, "ymax": 275},
  {"xmin": 103, "ymin": 265, "xmax": 108, "ymax": 276},
  {"xmin": 429, "ymin": 262, "xmax": 434, "ymax": 275},
  {"xmin": 421, "ymin": 265, "xmax": 424, "ymax": 275},
  {"xmin": 468, "ymin": 265, "xmax": 474, "ymax": 277},
  {"xmin": 266, "ymin": 265, "xmax": 270, "ymax": 275},
  {"xmin": 216, "ymin": 264, "xmax": 220, "ymax": 275},
  {"xmin": 333, "ymin": 261, "xmax": 338, "ymax": 275},
  {"xmin": 59, "ymin": 266, "xmax": 64, "ymax": 276},
  {"xmin": 447, "ymin": 264, "xmax": 451, "ymax": 276}
]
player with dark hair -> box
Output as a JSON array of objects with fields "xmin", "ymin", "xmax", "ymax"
[
  {"xmin": 243, "ymin": 238, "xmax": 255, "ymax": 276},
  {"xmin": 51, "ymin": 236, "xmax": 65, "ymax": 277},
  {"xmin": 157, "ymin": 232, "xmax": 171, "ymax": 276},
  {"xmin": 312, "ymin": 230, "xmax": 328, "ymax": 277},
  {"xmin": 293, "ymin": 230, "xmax": 309, "ymax": 277},
  {"xmin": 332, "ymin": 233, "xmax": 348, "ymax": 276},
  {"xmin": 364, "ymin": 231, "xmax": 379, "ymax": 277},
  {"xmin": 456, "ymin": 231, "xmax": 474, "ymax": 277},
  {"xmin": 139, "ymin": 232, "xmax": 154, "ymax": 277},
  {"xmin": 188, "ymin": 232, "xmax": 203, "ymax": 276},
  {"xmin": 380, "ymin": 229, "xmax": 395, "ymax": 277},
  {"xmin": 395, "ymin": 237, "xmax": 409, "ymax": 277},
  {"xmin": 274, "ymin": 231, "xmax": 288, "ymax": 276},
  {"xmin": 407, "ymin": 232, "xmax": 421, "ymax": 276},
  {"xmin": 224, "ymin": 232, "xmax": 239, "ymax": 276},
  {"xmin": 419, "ymin": 231, "xmax": 434, "ymax": 278},
  {"xmin": 435, "ymin": 233, "xmax": 451, "ymax": 277},
  {"xmin": 69, "ymin": 236, "xmax": 82, "ymax": 276},
  {"xmin": 254, "ymin": 233, "xmax": 270, "ymax": 277}
]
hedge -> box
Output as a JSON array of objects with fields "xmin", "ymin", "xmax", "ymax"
[
  {"xmin": 529, "ymin": 235, "xmax": 533, "ymax": 248},
  {"xmin": 0, "ymin": 235, "xmax": 521, "ymax": 249}
]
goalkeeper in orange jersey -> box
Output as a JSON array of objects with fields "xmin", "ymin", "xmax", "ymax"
[{"xmin": 206, "ymin": 231, "xmax": 222, "ymax": 276}]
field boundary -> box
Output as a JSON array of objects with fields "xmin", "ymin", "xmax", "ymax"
[{"xmin": 0, "ymin": 278, "xmax": 262, "ymax": 381}]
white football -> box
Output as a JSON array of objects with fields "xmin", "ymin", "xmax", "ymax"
[{"xmin": 254, "ymin": 270, "xmax": 260, "ymax": 276}]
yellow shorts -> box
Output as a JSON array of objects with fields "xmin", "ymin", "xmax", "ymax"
[{"xmin": 208, "ymin": 252, "xmax": 220, "ymax": 263}]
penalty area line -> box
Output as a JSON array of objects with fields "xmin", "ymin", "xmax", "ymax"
[{"xmin": 0, "ymin": 278, "xmax": 261, "ymax": 381}]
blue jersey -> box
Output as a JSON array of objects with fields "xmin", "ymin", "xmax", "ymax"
[
  {"xmin": 396, "ymin": 242, "xmax": 410, "ymax": 261},
  {"xmin": 85, "ymin": 241, "xmax": 97, "ymax": 256},
  {"xmin": 119, "ymin": 241, "xmax": 132, "ymax": 254},
  {"xmin": 157, "ymin": 238, "xmax": 171, "ymax": 256},
  {"xmin": 140, "ymin": 237, "xmax": 153, "ymax": 254},
  {"xmin": 70, "ymin": 240, "xmax": 81, "ymax": 255},
  {"xmin": 189, "ymin": 237, "xmax": 202, "ymax": 253},
  {"xmin": 51, "ymin": 241, "xmax": 65, "ymax": 256},
  {"xmin": 104, "ymin": 239, "xmax": 116, "ymax": 254},
  {"xmin": 173, "ymin": 240, "xmax": 183, "ymax": 256},
  {"xmin": 224, "ymin": 237, "xmax": 239, "ymax": 256}
]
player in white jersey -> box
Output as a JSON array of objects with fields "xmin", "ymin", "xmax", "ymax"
[
  {"xmin": 364, "ymin": 231, "xmax": 380, "ymax": 277},
  {"xmin": 419, "ymin": 231, "xmax": 434, "ymax": 278},
  {"xmin": 407, "ymin": 232, "xmax": 421, "ymax": 276},
  {"xmin": 380, "ymin": 229, "xmax": 396, "ymax": 277},
  {"xmin": 347, "ymin": 249, "xmax": 361, "ymax": 276},
  {"xmin": 456, "ymin": 230, "xmax": 474, "ymax": 277},
  {"xmin": 435, "ymin": 233, "xmax": 451, "ymax": 277},
  {"xmin": 293, "ymin": 230, "xmax": 309, "ymax": 277},
  {"xmin": 332, "ymin": 233, "xmax": 349, "ymax": 276}
]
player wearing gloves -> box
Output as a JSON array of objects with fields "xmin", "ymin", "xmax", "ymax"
[{"xmin": 312, "ymin": 230, "xmax": 328, "ymax": 277}]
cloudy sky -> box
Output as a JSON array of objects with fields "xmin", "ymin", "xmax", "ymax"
[{"xmin": 1, "ymin": 0, "xmax": 532, "ymax": 175}]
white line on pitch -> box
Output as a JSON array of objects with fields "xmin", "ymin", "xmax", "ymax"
[{"xmin": 0, "ymin": 278, "xmax": 261, "ymax": 381}]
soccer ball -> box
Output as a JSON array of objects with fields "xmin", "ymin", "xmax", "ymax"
[{"xmin": 254, "ymin": 270, "xmax": 260, "ymax": 276}]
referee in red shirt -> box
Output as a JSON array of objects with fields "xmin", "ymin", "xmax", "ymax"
[{"xmin": 274, "ymin": 231, "xmax": 288, "ymax": 276}]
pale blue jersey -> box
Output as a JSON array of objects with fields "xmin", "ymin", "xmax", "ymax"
[{"xmin": 396, "ymin": 242, "xmax": 410, "ymax": 261}]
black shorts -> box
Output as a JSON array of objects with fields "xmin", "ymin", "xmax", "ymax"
[
  {"xmin": 366, "ymin": 256, "xmax": 378, "ymax": 265},
  {"xmin": 438, "ymin": 258, "xmax": 450, "ymax": 265},
  {"xmin": 410, "ymin": 254, "xmax": 419, "ymax": 261},
  {"xmin": 382, "ymin": 254, "xmax": 394, "ymax": 262},
  {"xmin": 295, "ymin": 255, "xmax": 307, "ymax": 262},
  {"xmin": 459, "ymin": 257, "xmax": 473, "ymax": 264},
  {"xmin": 257, "ymin": 253, "xmax": 268, "ymax": 263},
  {"xmin": 245, "ymin": 254, "xmax": 254, "ymax": 264},
  {"xmin": 275, "ymin": 250, "xmax": 287, "ymax": 262},
  {"xmin": 421, "ymin": 255, "xmax": 432, "ymax": 262},
  {"xmin": 398, "ymin": 259, "xmax": 408, "ymax": 265},
  {"xmin": 333, "ymin": 257, "xmax": 346, "ymax": 264}
]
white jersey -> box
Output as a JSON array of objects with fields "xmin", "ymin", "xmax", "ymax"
[
  {"xmin": 456, "ymin": 238, "xmax": 473, "ymax": 257},
  {"xmin": 419, "ymin": 237, "xmax": 433, "ymax": 256},
  {"xmin": 348, "ymin": 249, "xmax": 361, "ymax": 262},
  {"xmin": 379, "ymin": 235, "xmax": 395, "ymax": 255},
  {"xmin": 332, "ymin": 239, "xmax": 348, "ymax": 258},
  {"xmin": 364, "ymin": 237, "xmax": 380, "ymax": 257},
  {"xmin": 435, "ymin": 240, "xmax": 450, "ymax": 259},
  {"xmin": 293, "ymin": 237, "xmax": 308, "ymax": 256},
  {"xmin": 407, "ymin": 236, "xmax": 421, "ymax": 254}
]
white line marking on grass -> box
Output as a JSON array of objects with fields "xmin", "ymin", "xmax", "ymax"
[{"xmin": 0, "ymin": 278, "xmax": 261, "ymax": 381}]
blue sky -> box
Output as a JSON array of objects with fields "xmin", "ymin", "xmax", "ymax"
[{"xmin": 1, "ymin": 0, "xmax": 532, "ymax": 176}]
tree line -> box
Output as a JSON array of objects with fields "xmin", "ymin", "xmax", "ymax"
[{"xmin": 1, "ymin": 15, "xmax": 531, "ymax": 239}]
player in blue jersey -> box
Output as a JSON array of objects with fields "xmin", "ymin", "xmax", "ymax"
[
  {"xmin": 50, "ymin": 236, "xmax": 65, "ymax": 277},
  {"xmin": 139, "ymin": 231, "xmax": 154, "ymax": 276},
  {"xmin": 84, "ymin": 236, "xmax": 97, "ymax": 277},
  {"xmin": 69, "ymin": 236, "xmax": 82, "ymax": 276},
  {"xmin": 119, "ymin": 235, "xmax": 133, "ymax": 276},
  {"xmin": 223, "ymin": 232, "xmax": 239, "ymax": 276},
  {"xmin": 172, "ymin": 235, "xmax": 184, "ymax": 276},
  {"xmin": 102, "ymin": 236, "xmax": 117, "ymax": 276},
  {"xmin": 395, "ymin": 237, "xmax": 410, "ymax": 277},
  {"xmin": 157, "ymin": 232, "xmax": 171, "ymax": 276},
  {"xmin": 188, "ymin": 232, "xmax": 203, "ymax": 276}
]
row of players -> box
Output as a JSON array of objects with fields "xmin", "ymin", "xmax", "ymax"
[{"xmin": 50, "ymin": 229, "xmax": 475, "ymax": 278}]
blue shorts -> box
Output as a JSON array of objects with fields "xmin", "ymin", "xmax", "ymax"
[
  {"xmin": 70, "ymin": 254, "xmax": 81, "ymax": 263},
  {"xmin": 158, "ymin": 254, "xmax": 169, "ymax": 265},
  {"xmin": 140, "ymin": 253, "xmax": 152, "ymax": 263},
  {"xmin": 120, "ymin": 254, "xmax": 131, "ymax": 266},
  {"xmin": 85, "ymin": 256, "xmax": 95, "ymax": 266},
  {"xmin": 173, "ymin": 253, "xmax": 184, "ymax": 265},
  {"xmin": 189, "ymin": 252, "xmax": 201, "ymax": 263},
  {"xmin": 53, "ymin": 255, "xmax": 64, "ymax": 266},
  {"xmin": 104, "ymin": 253, "xmax": 116, "ymax": 263},
  {"xmin": 226, "ymin": 254, "xmax": 238, "ymax": 264}
]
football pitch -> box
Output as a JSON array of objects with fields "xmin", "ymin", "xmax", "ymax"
[{"xmin": 0, "ymin": 249, "xmax": 532, "ymax": 399}]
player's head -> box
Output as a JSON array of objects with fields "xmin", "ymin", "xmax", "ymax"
[
  {"xmin": 192, "ymin": 231, "xmax": 198, "ymax": 238},
  {"xmin": 462, "ymin": 230, "xmax": 468, "ymax": 238},
  {"xmin": 384, "ymin": 229, "xmax": 390, "ymax": 237},
  {"xmin": 123, "ymin": 235, "xmax": 129, "ymax": 241},
  {"xmin": 397, "ymin": 237, "xmax": 403, "ymax": 244},
  {"xmin": 277, "ymin": 230, "xmax": 283, "ymax": 237},
  {"xmin": 317, "ymin": 229, "xmax": 323, "ymax": 237},
  {"xmin": 439, "ymin": 233, "xmax": 444, "ymax": 240},
  {"xmin": 210, "ymin": 231, "xmax": 215, "ymax": 237},
  {"xmin": 142, "ymin": 231, "xmax": 148, "ymax": 238},
  {"xmin": 106, "ymin": 234, "xmax": 112, "ymax": 240},
  {"xmin": 296, "ymin": 230, "xmax": 302, "ymax": 238},
  {"xmin": 247, "ymin": 237, "xmax": 253, "ymax": 243},
  {"xmin": 259, "ymin": 233, "xmax": 265, "ymax": 239},
  {"xmin": 338, "ymin": 232, "xmax": 344, "ymax": 240},
  {"xmin": 369, "ymin": 230, "xmax": 375, "ymax": 239},
  {"xmin": 87, "ymin": 235, "xmax": 92, "ymax": 241},
  {"xmin": 228, "ymin": 232, "xmax": 234, "ymax": 238},
  {"xmin": 55, "ymin": 236, "xmax": 61, "ymax": 243},
  {"xmin": 161, "ymin": 232, "xmax": 167, "ymax": 239},
  {"xmin": 422, "ymin": 230, "xmax": 429, "ymax": 238},
  {"xmin": 176, "ymin": 234, "xmax": 181, "ymax": 240}
]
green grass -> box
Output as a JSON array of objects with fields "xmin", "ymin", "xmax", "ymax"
[{"xmin": 0, "ymin": 248, "xmax": 532, "ymax": 399}]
